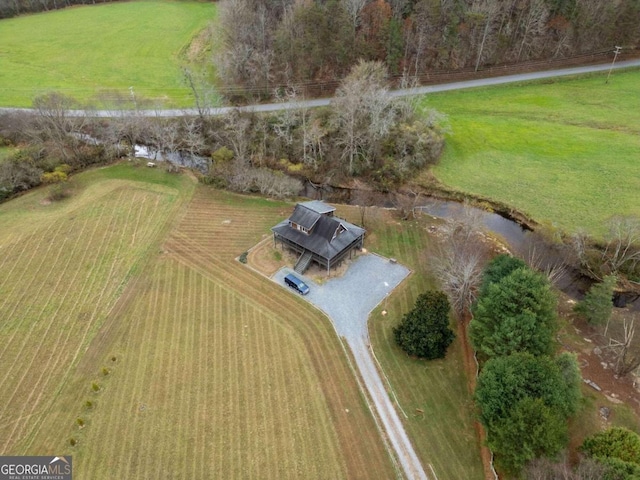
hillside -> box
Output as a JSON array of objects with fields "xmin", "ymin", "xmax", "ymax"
[{"xmin": 0, "ymin": 1, "xmax": 216, "ymax": 107}]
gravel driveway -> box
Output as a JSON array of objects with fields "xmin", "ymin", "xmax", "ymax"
[{"xmin": 273, "ymin": 254, "xmax": 429, "ymax": 480}]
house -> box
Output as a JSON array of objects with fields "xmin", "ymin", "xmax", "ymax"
[{"xmin": 271, "ymin": 200, "xmax": 365, "ymax": 274}]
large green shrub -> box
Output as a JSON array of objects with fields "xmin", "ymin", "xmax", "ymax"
[{"xmin": 393, "ymin": 290, "xmax": 455, "ymax": 360}]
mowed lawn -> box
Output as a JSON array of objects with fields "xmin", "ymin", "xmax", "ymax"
[
  {"xmin": 425, "ymin": 69, "xmax": 640, "ymax": 236},
  {"xmin": 0, "ymin": 1, "xmax": 216, "ymax": 107},
  {"xmin": 334, "ymin": 206, "xmax": 485, "ymax": 480},
  {"xmin": 0, "ymin": 169, "xmax": 396, "ymax": 478}
]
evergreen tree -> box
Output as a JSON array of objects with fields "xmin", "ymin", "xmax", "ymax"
[
  {"xmin": 470, "ymin": 267, "xmax": 558, "ymax": 358},
  {"xmin": 393, "ymin": 290, "xmax": 455, "ymax": 359},
  {"xmin": 574, "ymin": 275, "xmax": 617, "ymax": 325}
]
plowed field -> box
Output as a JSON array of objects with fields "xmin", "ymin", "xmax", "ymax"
[{"xmin": 0, "ymin": 175, "xmax": 395, "ymax": 479}]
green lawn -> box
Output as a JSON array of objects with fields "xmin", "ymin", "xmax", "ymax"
[
  {"xmin": 0, "ymin": 1, "xmax": 217, "ymax": 107},
  {"xmin": 424, "ymin": 69, "xmax": 640, "ymax": 237},
  {"xmin": 335, "ymin": 206, "xmax": 486, "ymax": 480}
]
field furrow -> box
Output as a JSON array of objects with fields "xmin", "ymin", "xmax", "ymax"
[
  {"xmin": 0, "ymin": 177, "xmax": 184, "ymax": 455},
  {"xmin": 1, "ymin": 174, "xmax": 396, "ymax": 479}
]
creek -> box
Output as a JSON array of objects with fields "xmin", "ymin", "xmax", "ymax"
[{"xmin": 301, "ymin": 181, "xmax": 639, "ymax": 310}]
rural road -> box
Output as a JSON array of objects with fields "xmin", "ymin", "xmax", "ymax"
[
  {"xmin": 2, "ymin": 58, "xmax": 639, "ymax": 118},
  {"xmin": 273, "ymin": 256, "xmax": 430, "ymax": 480}
]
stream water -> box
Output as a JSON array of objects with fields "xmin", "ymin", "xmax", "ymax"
[
  {"xmin": 134, "ymin": 145, "xmax": 210, "ymax": 174},
  {"xmin": 301, "ymin": 181, "xmax": 639, "ymax": 310},
  {"xmin": 128, "ymin": 147, "xmax": 637, "ymax": 309}
]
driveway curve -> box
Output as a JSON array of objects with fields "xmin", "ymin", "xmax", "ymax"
[{"xmin": 273, "ymin": 255, "xmax": 428, "ymax": 480}]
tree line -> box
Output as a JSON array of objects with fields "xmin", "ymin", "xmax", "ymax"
[
  {"xmin": 0, "ymin": 61, "xmax": 445, "ymax": 200},
  {"xmin": 0, "ymin": 0, "xmax": 116, "ymax": 19},
  {"xmin": 217, "ymin": 0, "xmax": 640, "ymax": 93}
]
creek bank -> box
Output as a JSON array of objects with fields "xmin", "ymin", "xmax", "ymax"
[{"xmin": 301, "ymin": 180, "xmax": 639, "ymax": 311}]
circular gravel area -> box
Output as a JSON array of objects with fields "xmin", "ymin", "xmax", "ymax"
[{"xmin": 272, "ymin": 253, "xmax": 410, "ymax": 341}]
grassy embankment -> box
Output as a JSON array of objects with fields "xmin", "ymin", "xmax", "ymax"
[
  {"xmin": 423, "ymin": 68, "xmax": 640, "ymax": 237},
  {"xmin": 0, "ymin": 165, "xmax": 396, "ymax": 479},
  {"xmin": 0, "ymin": 1, "xmax": 217, "ymax": 107},
  {"xmin": 334, "ymin": 206, "xmax": 486, "ymax": 480}
]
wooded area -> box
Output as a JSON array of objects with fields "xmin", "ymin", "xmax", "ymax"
[{"xmin": 217, "ymin": 0, "xmax": 640, "ymax": 91}]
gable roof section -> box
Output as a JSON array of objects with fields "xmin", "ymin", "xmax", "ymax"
[
  {"xmin": 272, "ymin": 208, "xmax": 365, "ymax": 262},
  {"xmin": 288, "ymin": 204, "xmax": 321, "ymax": 230}
]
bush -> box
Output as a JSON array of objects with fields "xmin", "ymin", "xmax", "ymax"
[
  {"xmin": 41, "ymin": 170, "xmax": 67, "ymax": 184},
  {"xmin": 393, "ymin": 290, "xmax": 455, "ymax": 360},
  {"xmin": 47, "ymin": 182, "xmax": 71, "ymax": 202},
  {"xmin": 574, "ymin": 275, "xmax": 617, "ymax": 325},
  {"xmin": 582, "ymin": 428, "xmax": 640, "ymax": 465}
]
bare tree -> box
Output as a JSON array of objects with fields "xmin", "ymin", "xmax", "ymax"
[
  {"xmin": 218, "ymin": 109, "xmax": 253, "ymax": 166},
  {"xmin": 182, "ymin": 118, "xmax": 206, "ymax": 158},
  {"xmin": 331, "ymin": 60, "xmax": 396, "ymax": 175},
  {"xmin": 182, "ymin": 67, "xmax": 220, "ymax": 118},
  {"xmin": 430, "ymin": 203, "xmax": 489, "ymax": 320},
  {"xmin": 606, "ymin": 318, "xmax": 640, "ymax": 377},
  {"xmin": 342, "ymin": 0, "xmax": 367, "ymax": 26},
  {"xmin": 29, "ymin": 92, "xmax": 87, "ymax": 161},
  {"xmin": 572, "ymin": 216, "xmax": 640, "ymax": 280},
  {"xmin": 516, "ymin": 0, "xmax": 549, "ymax": 61}
]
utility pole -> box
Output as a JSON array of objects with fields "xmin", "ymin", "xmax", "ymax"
[{"xmin": 606, "ymin": 46, "xmax": 622, "ymax": 84}]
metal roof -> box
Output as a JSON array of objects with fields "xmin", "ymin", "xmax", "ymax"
[
  {"xmin": 288, "ymin": 204, "xmax": 321, "ymax": 230},
  {"xmin": 272, "ymin": 209, "xmax": 365, "ymax": 262},
  {"xmin": 298, "ymin": 200, "xmax": 335, "ymax": 215}
]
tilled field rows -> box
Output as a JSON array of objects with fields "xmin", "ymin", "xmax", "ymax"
[
  {"xmin": 75, "ymin": 256, "xmax": 348, "ymax": 479},
  {"xmin": 68, "ymin": 187, "xmax": 396, "ymax": 479},
  {"xmin": 0, "ymin": 184, "xmax": 178, "ymax": 454}
]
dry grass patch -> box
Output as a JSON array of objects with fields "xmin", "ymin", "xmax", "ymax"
[
  {"xmin": 36, "ymin": 187, "xmax": 396, "ymax": 479},
  {"xmin": 0, "ymin": 173, "xmax": 191, "ymax": 455}
]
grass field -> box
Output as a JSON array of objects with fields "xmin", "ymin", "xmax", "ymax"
[
  {"xmin": 424, "ymin": 68, "xmax": 640, "ymax": 237},
  {"xmin": 0, "ymin": 167, "xmax": 396, "ymax": 478},
  {"xmin": 0, "ymin": 1, "xmax": 217, "ymax": 107},
  {"xmin": 334, "ymin": 206, "xmax": 486, "ymax": 480}
]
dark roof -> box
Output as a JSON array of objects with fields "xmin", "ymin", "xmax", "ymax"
[
  {"xmin": 272, "ymin": 205, "xmax": 365, "ymax": 262},
  {"xmin": 298, "ymin": 200, "xmax": 335, "ymax": 215},
  {"xmin": 288, "ymin": 204, "xmax": 321, "ymax": 230}
]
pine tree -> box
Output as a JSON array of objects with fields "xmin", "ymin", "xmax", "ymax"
[{"xmin": 574, "ymin": 275, "xmax": 617, "ymax": 325}]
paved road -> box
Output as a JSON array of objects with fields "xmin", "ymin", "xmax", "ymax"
[
  {"xmin": 2, "ymin": 59, "xmax": 639, "ymax": 118},
  {"xmin": 273, "ymin": 256, "xmax": 430, "ymax": 480}
]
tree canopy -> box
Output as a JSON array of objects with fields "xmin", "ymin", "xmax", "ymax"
[
  {"xmin": 470, "ymin": 266, "xmax": 558, "ymax": 358},
  {"xmin": 490, "ymin": 397, "xmax": 568, "ymax": 475},
  {"xmin": 475, "ymin": 352, "xmax": 581, "ymax": 429},
  {"xmin": 393, "ymin": 290, "xmax": 455, "ymax": 360},
  {"xmin": 475, "ymin": 352, "xmax": 582, "ymax": 476},
  {"xmin": 574, "ymin": 275, "xmax": 617, "ymax": 325}
]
